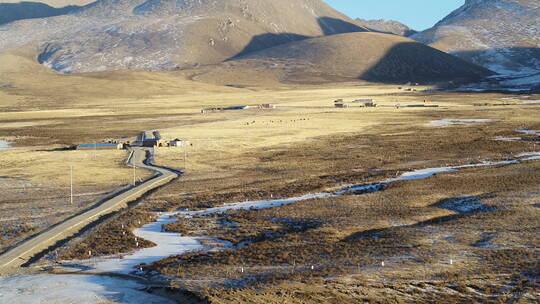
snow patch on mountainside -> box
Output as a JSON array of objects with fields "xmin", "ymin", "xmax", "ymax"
[{"xmin": 412, "ymin": 0, "xmax": 540, "ymax": 76}]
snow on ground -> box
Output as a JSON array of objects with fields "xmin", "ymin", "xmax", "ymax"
[
  {"xmin": 522, "ymin": 100, "xmax": 540, "ymax": 104},
  {"xmin": 85, "ymin": 193, "xmax": 334, "ymax": 273},
  {"xmin": 0, "ymin": 140, "xmax": 11, "ymax": 151},
  {"xmin": 75, "ymin": 159, "xmax": 522, "ymax": 274},
  {"xmin": 427, "ymin": 119, "xmax": 492, "ymax": 127},
  {"xmin": 178, "ymin": 193, "xmax": 334, "ymax": 217},
  {"xmin": 516, "ymin": 129, "xmax": 540, "ymax": 135},
  {"xmin": 0, "ymin": 274, "xmax": 174, "ymax": 304},
  {"xmin": 385, "ymin": 160, "xmax": 517, "ymax": 183},
  {"xmin": 493, "ymin": 137, "xmax": 522, "ymax": 142},
  {"xmin": 89, "ymin": 215, "xmax": 205, "ymax": 273},
  {"xmin": 437, "ymin": 197, "xmax": 495, "ymax": 213},
  {"xmin": 516, "ymin": 152, "xmax": 540, "ymax": 161}
]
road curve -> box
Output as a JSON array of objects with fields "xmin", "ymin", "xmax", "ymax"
[{"xmin": 0, "ymin": 147, "xmax": 178, "ymax": 272}]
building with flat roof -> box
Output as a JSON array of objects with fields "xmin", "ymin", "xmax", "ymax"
[{"xmin": 77, "ymin": 143, "xmax": 124, "ymax": 150}]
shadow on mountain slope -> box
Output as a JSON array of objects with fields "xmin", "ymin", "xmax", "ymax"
[
  {"xmin": 449, "ymin": 47, "xmax": 540, "ymax": 74},
  {"xmin": 317, "ymin": 16, "xmax": 366, "ymax": 35},
  {"xmin": 358, "ymin": 42, "xmax": 493, "ymax": 83},
  {"xmin": 229, "ymin": 33, "xmax": 311, "ymax": 60},
  {"xmin": 0, "ymin": 2, "xmax": 85, "ymax": 26},
  {"xmin": 229, "ymin": 16, "xmax": 365, "ymax": 60}
]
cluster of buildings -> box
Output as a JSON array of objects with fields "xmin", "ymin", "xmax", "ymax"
[
  {"xmin": 201, "ymin": 104, "xmax": 276, "ymax": 113},
  {"xmin": 334, "ymin": 98, "xmax": 377, "ymax": 108},
  {"xmin": 76, "ymin": 142, "xmax": 127, "ymax": 150},
  {"xmin": 75, "ymin": 131, "xmax": 186, "ymax": 151}
]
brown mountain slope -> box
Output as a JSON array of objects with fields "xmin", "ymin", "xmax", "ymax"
[
  {"xmin": 355, "ymin": 19, "xmax": 417, "ymax": 36},
  {"xmin": 412, "ymin": 0, "xmax": 540, "ymax": 75},
  {"xmin": 0, "ymin": 0, "xmax": 367, "ymax": 73},
  {"xmin": 192, "ymin": 32, "xmax": 493, "ymax": 85},
  {"xmin": 0, "ymin": 0, "xmax": 93, "ymax": 7}
]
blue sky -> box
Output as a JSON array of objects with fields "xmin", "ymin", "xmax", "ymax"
[{"xmin": 325, "ymin": 0, "xmax": 465, "ymax": 31}]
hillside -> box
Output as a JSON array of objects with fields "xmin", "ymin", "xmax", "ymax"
[
  {"xmin": 192, "ymin": 32, "xmax": 493, "ymax": 85},
  {"xmin": 0, "ymin": 0, "xmax": 366, "ymax": 73},
  {"xmin": 355, "ymin": 18, "xmax": 416, "ymax": 36},
  {"xmin": 412, "ymin": 0, "xmax": 540, "ymax": 75},
  {"xmin": 0, "ymin": 0, "xmax": 93, "ymax": 8}
]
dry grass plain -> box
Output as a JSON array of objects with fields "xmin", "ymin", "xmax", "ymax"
[
  {"xmin": 0, "ymin": 148, "xmax": 153, "ymax": 252},
  {"xmin": 1, "ymin": 53, "xmax": 539, "ymax": 302}
]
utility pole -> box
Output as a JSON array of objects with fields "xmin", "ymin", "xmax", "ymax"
[
  {"xmin": 70, "ymin": 165, "xmax": 74, "ymax": 205},
  {"xmin": 132, "ymin": 165, "xmax": 136, "ymax": 186}
]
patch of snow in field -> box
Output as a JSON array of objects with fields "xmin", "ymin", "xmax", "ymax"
[
  {"xmin": 0, "ymin": 274, "xmax": 173, "ymax": 303},
  {"xmin": 437, "ymin": 197, "xmax": 495, "ymax": 213},
  {"xmin": 178, "ymin": 193, "xmax": 334, "ymax": 217},
  {"xmin": 336, "ymin": 183, "xmax": 384, "ymax": 195},
  {"xmin": 387, "ymin": 167, "xmax": 458, "ymax": 182},
  {"xmin": 82, "ymin": 193, "xmax": 333, "ymax": 273},
  {"xmin": 338, "ymin": 161, "xmax": 516, "ymax": 194},
  {"xmin": 516, "ymin": 152, "xmax": 540, "ymax": 161},
  {"xmin": 0, "ymin": 140, "xmax": 11, "ymax": 151},
  {"xmin": 516, "ymin": 129, "xmax": 540, "ymax": 135},
  {"xmin": 90, "ymin": 215, "xmax": 204, "ymax": 273},
  {"xmin": 493, "ymin": 137, "xmax": 522, "ymax": 142},
  {"xmin": 384, "ymin": 160, "xmax": 516, "ymax": 184},
  {"xmin": 427, "ymin": 119, "xmax": 492, "ymax": 127},
  {"xmin": 522, "ymin": 100, "xmax": 540, "ymax": 104}
]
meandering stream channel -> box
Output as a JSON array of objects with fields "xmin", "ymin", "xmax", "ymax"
[{"xmin": 76, "ymin": 156, "xmax": 535, "ymax": 275}]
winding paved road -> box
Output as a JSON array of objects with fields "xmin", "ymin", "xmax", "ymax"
[{"xmin": 0, "ymin": 147, "xmax": 178, "ymax": 273}]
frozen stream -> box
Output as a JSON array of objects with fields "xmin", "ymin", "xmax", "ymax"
[
  {"xmin": 83, "ymin": 158, "xmax": 533, "ymax": 274},
  {"xmin": 427, "ymin": 119, "xmax": 492, "ymax": 127},
  {"xmin": 0, "ymin": 274, "xmax": 174, "ymax": 303}
]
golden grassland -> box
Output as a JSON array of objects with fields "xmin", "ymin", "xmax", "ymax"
[
  {"xmin": 0, "ymin": 147, "xmax": 153, "ymax": 251},
  {"xmin": 51, "ymin": 97, "xmax": 539, "ymax": 302}
]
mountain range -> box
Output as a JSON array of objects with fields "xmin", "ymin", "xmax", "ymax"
[
  {"xmin": 0, "ymin": 0, "xmax": 368, "ymax": 73},
  {"xmin": 0, "ymin": 0, "xmax": 538, "ymax": 86}
]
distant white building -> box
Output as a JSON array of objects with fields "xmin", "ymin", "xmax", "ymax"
[{"xmin": 169, "ymin": 139, "xmax": 185, "ymax": 147}]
